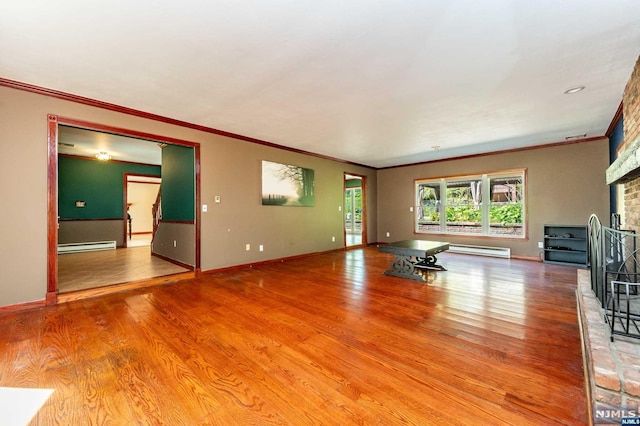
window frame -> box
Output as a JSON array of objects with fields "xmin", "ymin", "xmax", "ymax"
[{"xmin": 414, "ymin": 169, "xmax": 526, "ymax": 239}]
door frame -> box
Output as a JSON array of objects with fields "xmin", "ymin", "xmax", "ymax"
[
  {"xmin": 343, "ymin": 172, "xmax": 367, "ymax": 248},
  {"xmin": 124, "ymin": 173, "xmax": 162, "ymax": 247},
  {"xmin": 47, "ymin": 114, "xmax": 201, "ymax": 304}
]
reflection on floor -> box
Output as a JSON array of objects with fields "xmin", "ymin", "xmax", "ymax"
[
  {"xmin": 346, "ymin": 232, "xmax": 363, "ymax": 247},
  {"xmin": 127, "ymin": 233, "xmax": 152, "ymax": 248},
  {"xmin": 58, "ymin": 238, "xmax": 189, "ymax": 293}
]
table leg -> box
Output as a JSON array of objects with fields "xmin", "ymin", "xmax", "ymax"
[
  {"xmin": 414, "ymin": 255, "xmax": 447, "ymax": 271},
  {"xmin": 383, "ymin": 255, "xmax": 427, "ymax": 282}
]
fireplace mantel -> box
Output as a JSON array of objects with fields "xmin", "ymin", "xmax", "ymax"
[{"xmin": 607, "ymin": 136, "xmax": 640, "ymax": 185}]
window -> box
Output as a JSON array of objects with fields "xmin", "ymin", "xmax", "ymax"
[{"xmin": 415, "ymin": 170, "xmax": 525, "ymax": 238}]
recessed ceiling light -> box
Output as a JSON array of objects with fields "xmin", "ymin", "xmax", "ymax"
[{"xmin": 564, "ymin": 85, "xmax": 585, "ymax": 94}]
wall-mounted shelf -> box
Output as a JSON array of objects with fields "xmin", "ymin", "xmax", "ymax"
[{"xmin": 543, "ymin": 225, "xmax": 587, "ymax": 267}]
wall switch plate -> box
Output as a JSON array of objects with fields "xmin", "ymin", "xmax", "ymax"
[
  {"xmin": 386, "ymin": 232, "xmax": 390, "ymax": 237},
  {"xmin": 245, "ymin": 244, "xmax": 251, "ymax": 251},
  {"xmin": 173, "ymin": 240, "xmax": 177, "ymax": 247},
  {"xmin": 259, "ymin": 245, "xmax": 264, "ymax": 252},
  {"xmin": 332, "ymin": 236, "xmax": 335, "ymax": 242},
  {"xmin": 409, "ymin": 206, "xmax": 414, "ymax": 212},
  {"xmin": 202, "ymin": 204, "xmax": 208, "ymax": 212},
  {"xmin": 538, "ymin": 241, "xmax": 544, "ymax": 248},
  {"xmin": 215, "ymin": 195, "xmax": 221, "ymax": 203}
]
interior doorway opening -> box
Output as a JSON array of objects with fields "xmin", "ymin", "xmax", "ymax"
[
  {"xmin": 48, "ymin": 115, "xmax": 201, "ymax": 302},
  {"xmin": 344, "ymin": 173, "xmax": 367, "ymax": 248}
]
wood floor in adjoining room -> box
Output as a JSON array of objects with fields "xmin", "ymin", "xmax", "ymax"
[
  {"xmin": 57, "ymin": 245, "xmax": 190, "ymax": 293},
  {"xmin": 0, "ymin": 248, "xmax": 587, "ymax": 425}
]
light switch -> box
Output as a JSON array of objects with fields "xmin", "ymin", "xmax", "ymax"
[
  {"xmin": 215, "ymin": 195, "xmax": 221, "ymax": 203},
  {"xmin": 202, "ymin": 204, "xmax": 208, "ymax": 212}
]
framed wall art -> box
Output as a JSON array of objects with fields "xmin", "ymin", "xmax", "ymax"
[{"xmin": 261, "ymin": 160, "xmax": 315, "ymax": 206}]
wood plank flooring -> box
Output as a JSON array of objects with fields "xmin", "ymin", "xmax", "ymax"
[
  {"xmin": 58, "ymin": 246, "xmax": 190, "ymax": 293},
  {"xmin": 0, "ymin": 248, "xmax": 587, "ymax": 425}
]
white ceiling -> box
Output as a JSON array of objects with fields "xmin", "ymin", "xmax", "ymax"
[{"xmin": 2, "ymin": 1, "xmax": 639, "ymax": 168}]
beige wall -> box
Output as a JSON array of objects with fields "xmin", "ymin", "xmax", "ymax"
[
  {"xmin": 0, "ymin": 85, "xmax": 377, "ymax": 307},
  {"xmin": 376, "ymin": 139, "xmax": 610, "ymax": 258},
  {"xmin": 128, "ymin": 181, "xmax": 159, "ymax": 234}
]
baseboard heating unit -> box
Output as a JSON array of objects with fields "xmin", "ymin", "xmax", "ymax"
[
  {"xmin": 448, "ymin": 244, "xmax": 511, "ymax": 259},
  {"xmin": 57, "ymin": 240, "xmax": 117, "ymax": 254}
]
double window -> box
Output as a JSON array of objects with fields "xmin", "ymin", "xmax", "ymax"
[{"xmin": 415, "ymin": 169, "xmax": 525, "ymax": 238}]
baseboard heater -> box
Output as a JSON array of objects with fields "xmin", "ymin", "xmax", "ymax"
[
  {"xmin": 57, "ymin": 240, "xmax": 116, "ymax": 254},
  {"xmin": 448, "ymin": 244, "xmax": 511, "ymax": 259}
]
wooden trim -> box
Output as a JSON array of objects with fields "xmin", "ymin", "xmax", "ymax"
[
  {"xmin": 511, "ymin": 254, "xmax": 540, "ymax": 262},
  {"xmin": 127, "ymin": 180, "xmax": 161, "ymax": 185},
  {"xmin": 59, "ymin": 153, "xmax": 161, "ymax": 168},
  {"xmin": 0, "ymin": 299, "xmax": 46, "ymax": 315},
  {"xmin": 195, "ymin": 144, "xmax": 201, "ymax": 270},
  {"xmin": 127, "ymin": 173, "xmax": 162, "ymax": 180},
  {"xmin": 131, "ymin": 232, "xmax": 153, "ymax": 236},
  {"xmin": 59, "ymin": 218, "xmax": 125, "ymax": 221},
  {"xmin": 380, "ymin": 136, "xmax": 606, "ymax": 170},
  {"xmin": 605, "ymin": 101, "xmax": 623, "ymax": 138},
  {"xmin": 0, "ymin": 77, "xmax": 373, "ymax": 169},
  {"xmin": 160, "ymin": 219, "xmax": 196, "ymax": 224},
  {"xmin": 57, "ymin": 272, "xmax": 195, "ymax": 304},
  {"xmin": 151, "ymin": 252, "xmax": 194, "ymax": 270},
  {"xmin": 47, "ymin": 115, "xmax": 58, "ymax": 295},
  {"xmin": 47, "ymin": 114, "xmax": 202, "ymax": 302},
  {"xmin": 343, "ymin": 172, "xmax": 368, "ymax": 248},
  {"xmin": 46, "ymin": 291, "xmax": 57, "ymax": 306}
]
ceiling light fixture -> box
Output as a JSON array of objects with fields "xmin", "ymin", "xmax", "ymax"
[
  {"xmin": 564, "ymin": 85, "xmax": 585, "ymax": 95},
  {"xmin": 96, "ymin": 151, "xmax": 111, "ymax": 161}
]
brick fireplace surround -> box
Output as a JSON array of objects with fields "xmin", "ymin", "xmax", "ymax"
[
  {"xmin": 578, "ymin": 270, "xmax": 640, "ymax": 422},
  {"xmin": 582, "ymin": 56, "xmax": 640, "ymax": 423}
]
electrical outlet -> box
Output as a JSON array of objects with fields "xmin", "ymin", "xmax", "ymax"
[
  {"xmin": 245, "ymin": 244, "xmax": 251, "ymax": 251},
  {"xmin": 259, "ymin": 245, "xmax": 264, "ymax": 252},
  {"xmin": 386, "ymin": 232, "xmax": 390, "ymax": 238},
  {"xmin": 409, "ymin": 206, "xmax": 414, "ymax": 212},
  {"xmin": 173, "ymin": 240, "xmax": 177, "ymax": 247},
  {"xmin": 538, "ymin": 241, "xmax": 544, "ymax": 249},
  {"xmin": 332, "ymin": 236, "xmax": 335, "ymax": 242},
  {"xmin": 202, "ymin": 204, "xmax": 208, "ymax": 212},
  {"xmin": 338, "ymin": 206, "xmax": 342, "ymax": 211}
]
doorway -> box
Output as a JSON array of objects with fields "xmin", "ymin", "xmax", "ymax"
[
  {"xmin": 125, "ymin": 174, "xmax": 161, "ymax": 248},
  {"xmin": 47, "ymin": 115, "xmax": 201, "ymax": 302},
  {"xmin": 344, "ymin": 173, "xmax": 367, "ymax": 248}
]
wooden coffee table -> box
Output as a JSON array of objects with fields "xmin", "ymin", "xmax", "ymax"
[{"xmin": 379, "ymin": 240, "xmax": 449, "ymax": 282}]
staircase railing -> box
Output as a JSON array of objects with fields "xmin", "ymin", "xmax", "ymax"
[{"xmin": 152, "ymin": 187, "xmax": 161, "ymax": 242}]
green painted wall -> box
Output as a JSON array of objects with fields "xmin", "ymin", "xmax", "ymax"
[
  {"xmin": 161, "ymin": 144, "xmax": 195, "ymax": 221},
  {"xmin": 58, "ymin": 156, "xmax": 161, "ymax": 219}
]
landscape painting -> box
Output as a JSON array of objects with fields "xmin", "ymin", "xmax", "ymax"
[{"xmin": 261, "ymin": 160, "xmax": 315, "ymax": 206}]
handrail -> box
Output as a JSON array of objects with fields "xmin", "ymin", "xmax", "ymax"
[{"xmin": 152, "ymin": 187, "xmax": 161, "ymax": 242}]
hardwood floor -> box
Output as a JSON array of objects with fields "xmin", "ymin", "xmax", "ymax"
[
  {"xmin": 0, "ymin": 248, "xmax": 587, "ymax": 425},
  {"xmin": 58, "ymin": 245, "xmax": 190, "ymax": 293}
]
